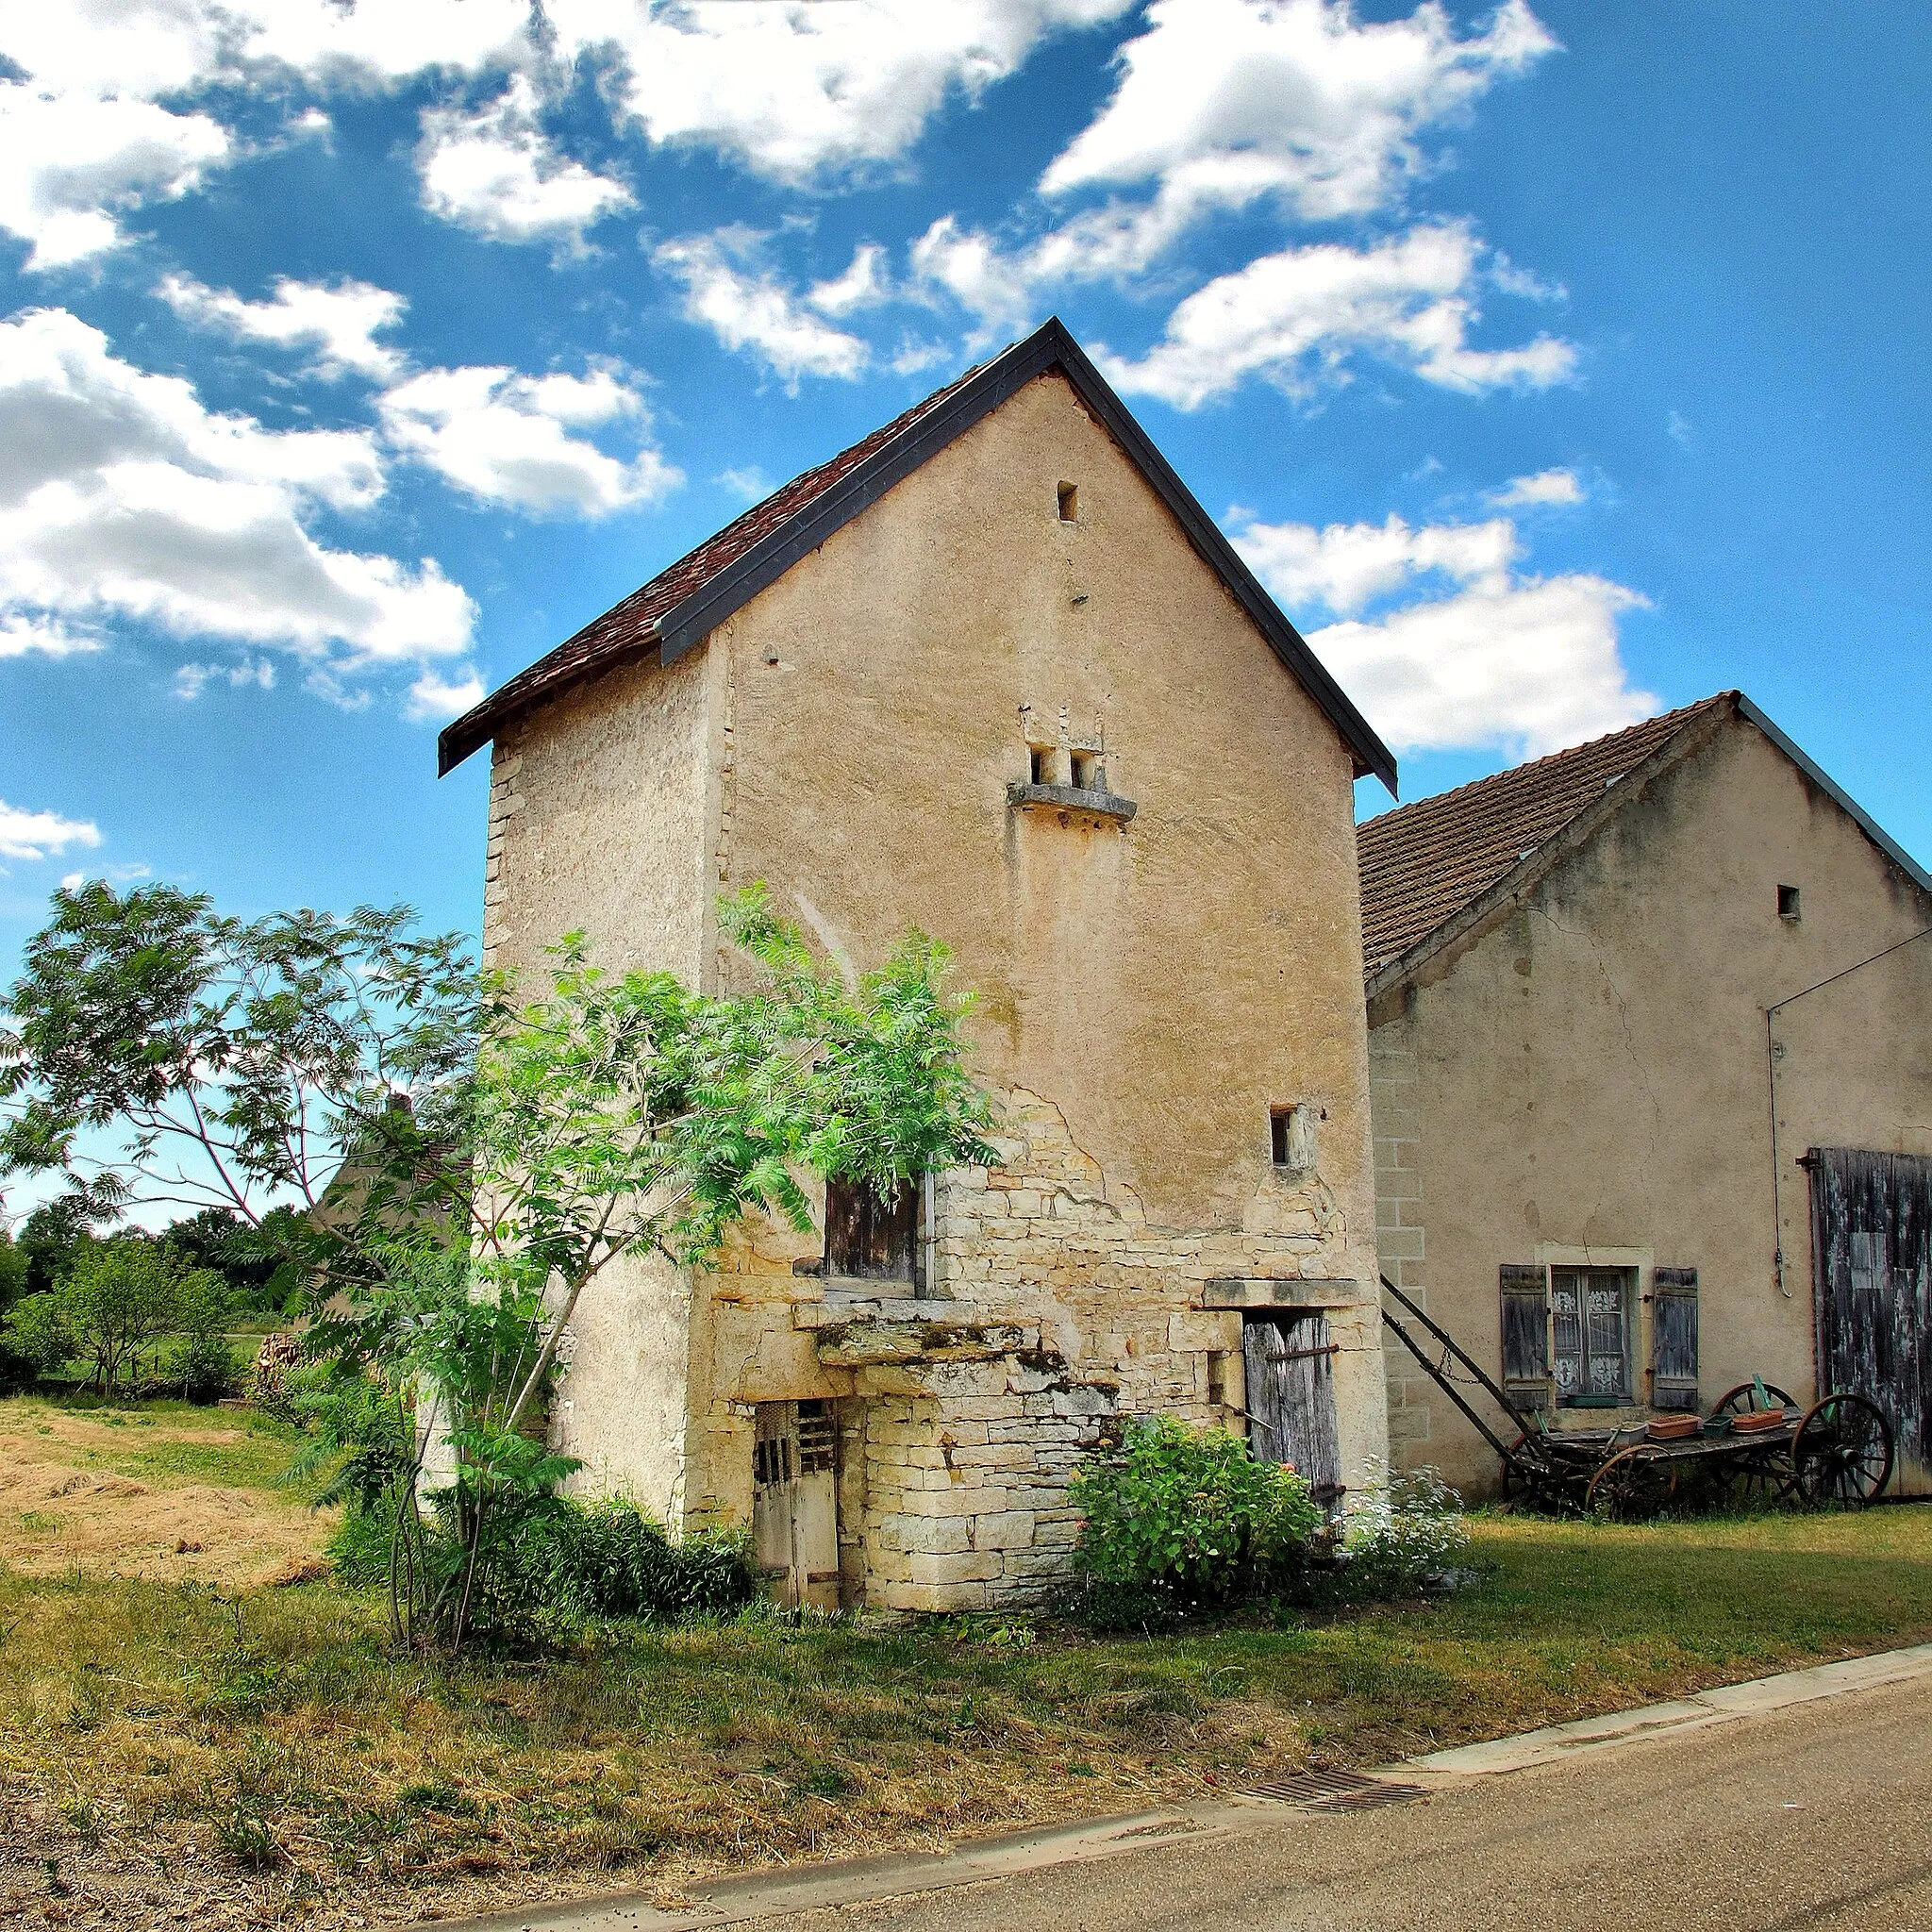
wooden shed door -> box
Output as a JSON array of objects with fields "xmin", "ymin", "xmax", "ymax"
[
  {"xmin": 1242, "ymin": 1314, "xmax": 1343, "ymax": 1513},
  {"xmin": 752, "ymin": 1400, "xmax": 841, "ymax": 1610},
  {"xmin": 1809, "ymin": 1148, "xmax": 1932, "ymax": 1474}
]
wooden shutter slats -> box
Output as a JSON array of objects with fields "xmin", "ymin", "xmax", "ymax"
[
  {"xmin": 1650, "ymin": 1266, "xmax": 1699, "ymax": 1412},
  {"xmin": 1499, "ymin": 1263, "xmax": 1552, "ymax": 1414}
]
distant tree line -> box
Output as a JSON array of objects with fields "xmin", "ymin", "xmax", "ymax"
[{"xmin": 0, "ymin": 1201, "xmax": 303, "ymax": 1398}]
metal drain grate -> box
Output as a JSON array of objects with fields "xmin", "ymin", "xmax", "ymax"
[{"xmin": 1236, "ymin": 1769, "xmax": 1427, "ymax": 1811}]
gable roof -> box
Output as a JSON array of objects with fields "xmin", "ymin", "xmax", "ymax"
[
  {"xmin": 438, "ymin": 317, "xmax": 1398, "ymax": 790},
  {"xmin": 1357, "ymin": 691, "xmax": 1932, "ymax": 994}
]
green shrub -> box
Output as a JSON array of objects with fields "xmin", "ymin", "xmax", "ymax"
[
  {"xmin": 325, "ymin": 1504, "xmax": 400, "ymax": 1590},
  {"xmin": 1341, "ymin": 1463, "xmax": 1470, "ymax": 1601},
  {"xmin": 1068, "ymin": 1415, "xmax": 1322, "ymax": 1627},
  {"xmin": 479, "ymin": 1496, "xmax": 758, "ymax": 1630},
  {"xmin": 2, "ymin": 1289, "xmax": 75, "ymax": 1383},
  {"xmin": 164, "ymin": 1329, "xmax": 241, "ymax": 1402}
]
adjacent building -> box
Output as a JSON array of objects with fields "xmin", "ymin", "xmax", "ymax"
[
  {"xmin": 441, "ymin": 320, "xmax": 1400, "ymax": 1609},
  {"xmin": 1361, "ymin": 693, "xmax": 1932, "ymax": 1496}
]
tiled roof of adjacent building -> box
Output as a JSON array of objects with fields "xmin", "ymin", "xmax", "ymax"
[
  {"xmin": 438, "ymin": 317, "xmax": 1396, "ymax": 789},
  {"xmin": 1357, "ymin": 693, "xmax": 1738, "ymax": 980}
]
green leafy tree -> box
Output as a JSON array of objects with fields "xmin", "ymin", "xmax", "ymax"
[
  {"xmin": 18, "ymin": 1200, "xmax": 95, "ymax": 1297},
  {"xmin": 0, "ymin": 1227, "xmax": 27, "ymax": 1385},
  {"xmin": 4, "ymin": 1285, "xmax": 77, "ymax": 1382},
  {"xmin": 3, "ymin": 879, "xmax": 994, "ymax": 1647},
  {"xmin": 58, "ymin": 1238, "xmax": 182, "ymax": 1394},
  {"xmin": 0, "ymin": 882, "xmax": 481, "ymax": 1303},
  {"xmin": 166, "ymin": 1265, "xmax": 239, "ymax": 1400}
]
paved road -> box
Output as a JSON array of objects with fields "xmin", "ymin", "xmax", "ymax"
[{"xmin": 748, "ymin": 1671, "xmax": 1932, "ymax": 1932}]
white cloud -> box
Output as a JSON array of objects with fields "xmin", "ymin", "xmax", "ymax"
[
  {"xmin": 0, "ymin": 0, "xmax": 535, "ymax": 266},
  {"xmin": 718, "ymin": 466, "xmax": 774, "ymax": 502},
  {"xmin": 417, "ymin": 75, "xmax": 632, "ymax": 252},
  {"xmin": 0, "ymin": 0, "xmax": 1129, "ymax": 266},
  {"xmin": 808, "ymin": 242, "xmax": 891, "ymax": 318},
  {"xmin": 1042, "ymin": 0, "xmax": 1556, "ymax": 232},
  {"xmin": 158, "ymin": 272, "xmax": 408, "ymax": 382},
  {"xmin": 0, "ymin": 307, "xmax": 474, "ymax": 675},
  {"xmin": 1097, "ymin": 222, "xmax": 1576, "ymax": 408},
  {"xmin": 548, "ymin": 0, "xmax": 1134, "ymax": 183},
  {"xmin": 1232, "ymin": 509, "xmax": 1520, "ymax": 618},
  {"xmin": 909, "ymin": 215, "xmax": 1039, "ymax": 333},
  {"xmin": 0, "ymin": 612, "xmax": 98, "ymax": 658},
  {"xmin": 380, "ymin": 363, "xmax": 680, "ymax": 515},
  {"xmin": 405, "ymin": 667, "xmax": 487, "ymax": 723},
  {"xmin": 175, "ymin": 656, "xmax": 275, "ymax": 699},
  {"xmin": 1487, "ymin": 466, "xmax": 1584, "ymax": 508},
  {"xmin": 656, "ymin": 235, "xmax": 870, "ymax": 387},
  {"xmin": 0, "ymin": 82, "xmax": 230, "ymax": 269},
  {"xmin": 0, "ymin": 798, "xmax": 101, "ymax": 862},
  {"xmin": 1233, "ymin": 504, "xmax": 1652, "ymax": 757}
]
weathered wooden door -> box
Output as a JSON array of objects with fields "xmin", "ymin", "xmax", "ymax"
[
  {"xmin": 752, "ymin": 1400, "xmax": 841, "ymax": 1610},
  {"xmin": 1809, "ymin": 1148, "xmax": 1932, "ymax": 1476},
  {"xmin": 1242, "ymin": 1313, "xmax": 1343, "ymax": 1512}
]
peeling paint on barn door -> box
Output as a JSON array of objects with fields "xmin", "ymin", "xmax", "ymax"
[
  {"xmin": 753, "ymin": 1400, "xmax": 841, "ymax": 1609},
  {"xmin": 1242, "ymin": 1313, "xmax": 1343, "ymax": 1513},
  {"xmin": 1808, "ymin": 1147, "xmax": 1932, "ymax": 1486}
]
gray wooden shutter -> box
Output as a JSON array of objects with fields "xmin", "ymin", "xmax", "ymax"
[
  {"xmin": 1499, "ymin": 1264, "xmax": 1552, "ymax": 1413},
  {"xmin": 1650, "ymin": 1267, "xmax": 1700, "ymax": 1411}
]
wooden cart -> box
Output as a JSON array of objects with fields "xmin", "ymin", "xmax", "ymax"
[{"xmin": 1378, "ymin": 1277, "xmax": 1894, "ymax": 1518}]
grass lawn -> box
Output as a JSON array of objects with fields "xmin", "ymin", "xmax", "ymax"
[{"xmin": 3, "ymin": 1397, "xmax": 1930, "ymax": 1932}]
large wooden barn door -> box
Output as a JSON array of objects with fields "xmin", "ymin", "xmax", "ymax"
[
  {"xmin": 1808, "ymin": 1148, "xmax": 1932, "ymax": 1474},
  {"xmin": 1242, "ymin": 1314, "xmax": 1343, "ymax": 1514}
]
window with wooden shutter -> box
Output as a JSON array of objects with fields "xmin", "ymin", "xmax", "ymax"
[
  {"xmin": 1499, "ymin": 1263, "xmax": 1552, "ymax": 1413},
  {"xmin": 1552, "ymin": 1266, "xmax": 1635, "ymax": 1406},
  {"xmin": 824, "ymin": 1177, "xmax": 921, "ymax": 1283},
  {"xmin": 1650, "ymin": 1268, "xmax": 1699, "ymax": 1411}
]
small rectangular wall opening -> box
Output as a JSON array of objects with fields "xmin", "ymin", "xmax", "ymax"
[
  {"xmin": 1778, "ymin": 884, "xmax": 1802, "ymax": 921},
  {"xmin": 1070, "ymin": 749, "xmax": 1099, "ymax": 791},
  {"xmin": 1057, "ymin": 481, "xmax": 1078, "ymax": 522},
  {"xmin": 1029, "ymin": 745, "xmax": 1047, "ymax": 784},
  {"xmin": 1271, "ymin": 1104, "xmax": 1314, "ymax": 1170}
]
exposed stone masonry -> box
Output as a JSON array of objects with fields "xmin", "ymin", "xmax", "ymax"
[
  {"xmin": 692, "ymin": 1086, "xmax": 1386, "ymax": 1610},
  {"xmin": 1368, "ymin": 1030, "xmax": 1432, "ymax": 1465}
]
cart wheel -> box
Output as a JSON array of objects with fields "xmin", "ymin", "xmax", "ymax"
[
  {"xmin": 1790, "ymin": 1393, "xmax": 1894, "ymax": 1508},
  {"xmin": 1713, "ymin": 1444, "xmax": 1789, "ymax": 1513},
  {"xmin": 1586, "ymin": 1446, "xmax": 1679, "ymax": 1521},
  {"xmin": 1709, "ymin": 1381, "xmax": 1798, "ymax": 1418}
]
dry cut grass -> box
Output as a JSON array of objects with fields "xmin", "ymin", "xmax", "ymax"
[
  {"xmin": 2, "ymin": 1397, "xmax": 1930, "ymax": 1932},
  {"xmin": 0, "ymin": 1398, "xmax": 334, "ymax": 1589}
]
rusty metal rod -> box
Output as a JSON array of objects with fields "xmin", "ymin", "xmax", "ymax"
[
  {"xmin": 1379, "ymin": 1274, "xmax": 1540, "ymax": 1441},
  {"xmin": 1379, "ymin": 1304, "xmax": 1519, "ymax": 1465}
]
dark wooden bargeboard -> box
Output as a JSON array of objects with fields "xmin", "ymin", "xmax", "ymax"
[{"xmin": 1808, "ymin": 1146, "xmax": 1932, "ymax": 1468}]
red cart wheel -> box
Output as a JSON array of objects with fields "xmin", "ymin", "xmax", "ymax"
[{"xmin": 1790, "ymin": 1393, "xmax": 1894, "ymax": 1507}]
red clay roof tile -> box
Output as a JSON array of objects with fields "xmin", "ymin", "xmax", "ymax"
[{"xmin": 1357, "ymin": 694, "xmax": 1737, "ymax": 978}]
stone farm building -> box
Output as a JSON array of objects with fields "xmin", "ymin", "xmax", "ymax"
[
  {"xmin": 440, "ymin": 319, "xmax": 1401, "ymax": 1611},
  {"xmin": 1361, "ymin": 693, "xmax": 1932, "ymax": 1497}
]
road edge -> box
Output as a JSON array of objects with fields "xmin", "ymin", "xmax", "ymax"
[{"xmin": 429, "ymin": 1641, "xmax": 1932, "ymax": 1932}]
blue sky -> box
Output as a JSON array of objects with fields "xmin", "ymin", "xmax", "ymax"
[{"xmin": 2, "ymin": 0, "xmax": 1927, "ymax": 976}]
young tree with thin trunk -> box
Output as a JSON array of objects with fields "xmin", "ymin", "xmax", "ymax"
[{"xmin": 2, "ymin": 880, "xmax": 993, "ymax": 1644}]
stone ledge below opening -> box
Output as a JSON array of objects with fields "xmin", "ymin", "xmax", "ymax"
[{"xmin": 1202, "ymin": 1277, "xmax": 1363, "ymax": 1309}]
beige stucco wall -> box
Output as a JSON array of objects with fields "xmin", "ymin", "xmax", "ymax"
[
  {"xmin": 479, "ymin": 367, "xmax": 1390, "ymax": 1603},
  {"xmin": 1368, "ymin": 716, "xmax": 1932, "ymax": 1494},
  {"xmin": 482, "ymin": 644, "xmax": 716, "ymax": 1517},
  {"xmin": 695, "ymin": 369, "xmax": 1386, "ymax": 1602}
]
